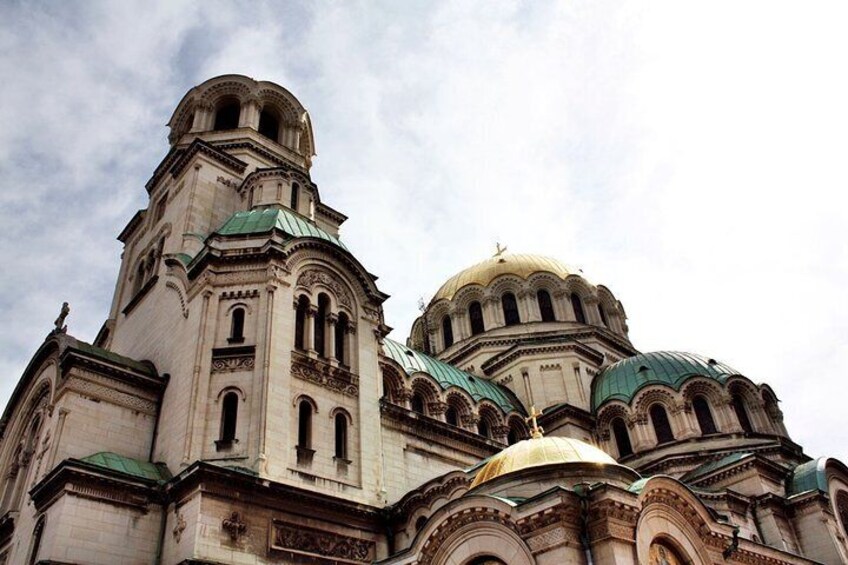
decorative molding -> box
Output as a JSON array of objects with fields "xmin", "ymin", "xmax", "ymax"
[
  {"xmin": 222, "ymin": 511, "xmax": 247, "ymax": 541},
  {"xmin": 63, "ymin": 376, "xmax": 157, "ymax": 415},
  {"xmin": 211, "ymin": 346, "xmax": 256, "ymax": 373},
  {"xmin": 291, "ymin": 355, "xmax": 358, "ymax": 397},
  {"xmin": 296, "ymin": 268, "xmax": 353, "ymax": 309},
  {"xmin": 270, "ymin": 520, "xmax": 374, "ymax": 563},
  {"xmin": 421, "ymin": 507, "xmax": 515, "ymax": 563},
  {"xmin": 165, "ymin": 281, "xmax": 189, "ymax": 318},
  {"xmin": 220, "ymin": 289, "xmax": 260, "ymax": 300}
]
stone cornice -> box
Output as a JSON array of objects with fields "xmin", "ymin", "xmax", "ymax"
[{"xmin": 480, "ymin": 337, "xmax": 607, "ymax": 375}]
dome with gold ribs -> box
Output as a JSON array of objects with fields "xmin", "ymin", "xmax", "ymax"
[
  {"xmin": 433, "ymin": 253, "xmax": 572, "ymax": 302},
  {"xmin": 470, "ymin": 436, "xmax": 618, "ymax": 488}
]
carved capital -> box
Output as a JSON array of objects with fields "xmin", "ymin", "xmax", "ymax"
[{"xmin": 428, "ymin": 401, "xmax": 449, "ymax": 416}]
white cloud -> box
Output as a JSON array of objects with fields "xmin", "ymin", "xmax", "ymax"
[{"xmin": 1, "ymin": 0, "xmax": 846, "ymax": 464}]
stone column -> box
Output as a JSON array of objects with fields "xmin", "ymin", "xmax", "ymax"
[
  {"xmin": 191, "ymin": 101, "xmax": 214, "ymax": 133},
  {"xmin": 239, "ymin": 96, "xmax": 261, "ymax": 129},
  {"xmin": 583, "ymin": 296, "xmax": 602, "ymax": 325},
  {"xmin": 493, "ymin": 425, "xmax": 511, "ymax": 445},
  {"xmin": 483, "ymin": 296, "xmax": 501, "ymax": 329},
  {"xmin": 327, "ymin": 313, "xmax": 339, "ymax": 363},
  {"xmin": 462, "ymin": 413, "xmax": 480, "ymax": 433},
  {"xmin": 428, "ymin": 401, "xmax": 449, "ymax": 422},
  {"xmin": 673, "ymin": 401, "xmax": 699, "ymax": 439},
  {"xmin": 305, "ymin": 306, "xmax": 317, "ymax": 353}
]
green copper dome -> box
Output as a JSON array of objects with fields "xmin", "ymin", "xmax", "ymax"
[{"xmin": 591, "ymin": 351, "xmax": 740, "ymax": 411}]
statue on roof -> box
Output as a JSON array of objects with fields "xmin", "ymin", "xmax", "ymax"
[{"xmin": 52, "ymin": 302, "xmax": 69, "ymax": 334}]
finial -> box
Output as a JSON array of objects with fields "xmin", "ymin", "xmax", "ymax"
[
  {"xmin": 417, "ymin": 297, "xmax": 426, "ymax": 312},
  {"xmin": 494, "ymin": 242, "xmax": 508, "ymax": 259},
  {"xmin": 525, "ymin": 405, "xmax": 544, "ymax": 439},
  {"xmin": 52, "ymin": 302, "xmax": 70, "ymax": 334}
]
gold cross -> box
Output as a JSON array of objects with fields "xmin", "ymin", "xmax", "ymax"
[
  {"xmin": 525, "ymin": 405, "xmax": 544, "ymax": 439},
  {"xmin": 494, "ymin": 242, "xmax": 508, "ymax": 257}
]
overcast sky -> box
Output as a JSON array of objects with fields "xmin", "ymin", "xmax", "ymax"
[{"xmin": 1, "ymin": 1, "xmax": 846, "ymax": 463}]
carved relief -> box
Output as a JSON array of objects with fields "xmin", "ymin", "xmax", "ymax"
[
  {"xmin": 222, "ymin": 511, "xmax": 247, "ymax": 541},
  {"xmin": 173, "ymin": 511, "xmax": 186, "ymax": 543},
  {"xmin": 64, "ymin": 376, "xmax": 157, "ymax": 415},
  {"xmin": 291, "ymin": 357, "xmax": 358, "ymax": 397},
  {"xmin": 270, "ymin": 520, "xmax": 373, "ymax": 563},
  {"xmin": 296, "ymin": 268, "xmax": 353, "ymax": 309},
  {"xmin": 211, "ymin": 356, "xmax": 255, "ymax": 373}
]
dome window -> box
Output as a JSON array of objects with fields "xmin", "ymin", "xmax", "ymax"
[
  {"xmin": 294, "ymin": 296, "xmax": 308, "ymax": 351},
  {"xmin": 732, "ymin": 393, "xmax": 754, "ymax": 434},
  {"xmin": 229, "ymin": 307, "xmax": 245, "ymax": 343},
  {"xmin": 571, "ymin": 293, "xmax": 587, "ymax": 324},
  {"xmin": 441, "ymin": 315, "xmax": 454, "ymax": 349},
  {"xmin": 258, "ymin": 108, "xmax": 280, "ymax": 142},
  {"xmin": 693, "ymin": 395, "xmax": 718, "ymax": 435},
  {"xmin": 502, "ymin": 293, "xmax": 521, "ymax": 326},
  {"xmin": 611, "ymin": 417, "xmax": 633, "ymax": 457},
  {"xmin": 650, "ymin": 404, "xmax": 675, "ymax": 444},
  {"xmin": 469, "ymin": 302, "xmax": 485, "ymax": 335},
  {"xmin": 290, "ymin": 183, "xmax": 299, "ymax": 212},
  {"xmin": 213, "ymin": 100, "xmax": 240, "ymax": 131},
  {"xmin": 315, "ymin": 293, "xmax": 329, "ymax": 358},
  {"xmin": 537, "ymin": 289, "xmax": 556, "ymax": 322}
]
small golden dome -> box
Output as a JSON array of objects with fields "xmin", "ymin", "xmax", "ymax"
[
  {"xmin": 433, "ymin": 253, "xmax": 572, "ymax": 302},
  {"xmin": 470, "ymin": 436, "xmax": 617, "ymax": 489}
]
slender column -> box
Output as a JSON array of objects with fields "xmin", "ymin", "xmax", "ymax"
[
  {"xmin": 183, "ymin": 290, "xmax": 213, "ymax": 465},
  {"xmin": 327, "ymin": 313, "xmax": 339, "ymax": 362},
  {"xmin": 305, "ymin": 306, "xmax": 317, "ymax": 353},
  {"xmin": 257, "ymin": 284, "xmax": 275, "ymax": 472}
]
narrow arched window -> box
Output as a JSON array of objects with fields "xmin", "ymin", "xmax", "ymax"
[
  {"xmin": 214, "ymin": 100, "xmax": 240, "ymax": 131},
  {"xmin": 507, "ymin": 428, "xmax": 519, "ymax": 445},
  {"xmin": 411, "ymin": 393, "xmax": 426, "ymax": 415},
  {"xmin": 571, "ymin": 293, "xmax": 586, "ymax": 324},
  {"xmin": 134, "ymin": 261, "xmax": 147, "ymax": 294},
  {"xmin": 297, "ymin": 400, "xmax": 312, "ymax": 448},
  {"xmin": 611, "ymin": 417, "xmax": 633, "ymax": 457},
  {"xmin": 502, "ymin": 293, "xmax": 520, "ymax": 326},
  {"xmin": 469, "ymin": 302, "xmax": 485, "ymax": 335},
  {"xmin": 650, "ymin": 404, "xmax": 675, "ymax": 444},
  {"xmin": 442, "ymin": 315, "xmax": 454, "ymax": 349},
  {"xmin": 294, "ymin": 296, "xmax": 308, "ymax": 350},
  {"xmin": 220, "ymin": 392, "xmax": 239, "ymax": 442},
  {"xmin": 28, "ymin": 515, "xmax": 46, "ymax": 565},
  {"xmin": 598, "ymin": 305, "xmax": 609, "ymax": 327},
  {"xmin": 693, "ymin": 395, "xmax": 717, "ymax": 435},
  {"xmin": 334, "ymin": 413, "xmax": 348, "ymax": 460},
  {"xmin": 445, "ymin": 406, "xmax": 458, "ymax": 426},
  {"xmin": 335, "ymin": 312, "xmax": 349, "ymax": 365},
  {"xmin": 732, "ymin": 393, "xmax": 753, "ymax": 433},
  {"xmin": 315, "ymin": 293, "xmax": 329, "ymax": 357},
  {"xmin": 290, "ymin": 182, "xmax": 299, "ymax": 211},
  {"xmin": 258, "ymin": 108, "xmax": 280, "ymax": 141},
  {"xmin": 537, "ymin": 289, "xmax": 556, "ymax": 322},
  {"xmin": 477, "ymin": 419, "xmax": 491, "ymax": 438},
  {"xmin": 229, "ymin": 308, "xmax": 245, "ymax": 342}
]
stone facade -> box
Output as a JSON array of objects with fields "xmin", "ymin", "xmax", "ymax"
[{"xmin": 0, "ymin": 74, "xmax": 846, "ymax": 564}]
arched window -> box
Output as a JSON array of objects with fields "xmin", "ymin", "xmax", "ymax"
[
  {"xmin": 315, "ymin": 293, "xmax": 329, "ymax": 358},
  {"xmin": 469, "ymin": 302, "xmax": 485, "ymax": 335},
  {"xmin": 442, "ymin": 315, "xmax": 454, "ymax": 349},
  {"xmin": 334, "ymin": 413, "xmax": 348, "ymax": 460},
  {"xmin": 611, "ymin": 417, "xmax": 633, "ymax": 457},
  {"xmin": 290, "ymin": 183, "xmax": 299, "ymax": 211},
  {"xmin": 732, "ymin": 393, "xmax": 754, "ymax": 433},
  {"xmin": 478, "ymin": 419, "xmax": 491, "ymax": 438},
  {"xmin": 28, "ymin": 515, "xmax": 46, "ymax": 565},
  {"xmin": 297, "ymin": 400, "xmax": 312, "ymax": 449},
  {"xmin": 294, "ymin": 296, "xmax": 308, "ymax": 350},
  {"xmin": 213, "ymin": 100, "xmax": 240, "ymax": 131},
  {"xmin": 650, "ymin": 404, "xmax": 675, "ymax": 444},
  {"xmin": 411, "ymin": 393, "xmax": 426, "ymax": 415},
  {"xmin": 692, "ymin": 395, "xmax": 717, "ymax": 435},
  {"xmin": 219, "ymin": 392, "xmax": 239, "ymax": 443},
  {"xmin": 502, "ymin": 293, "xmax": 520, "ymax": 326},
  {"xmin": 507, "ymin": 428, "xmax": 519, "ymax": 445},
  {"xmin": 258, "ymin": 108, "xmax": 280, "ymax": 141},
  {"xmin": 598, "ymin": 305, "xmax": 609, "ymax": 327},
  {"xmin": 335, "ymin": 312, "xmax": 349, "ymax": 365},
  {"xmin": 445, "ymin": 406, "xmax": 458, "ymax": 426},
  {"xmin": 537, "ymin": 289, "xmax": 556, "ymax": 322},
  {"xmin": 134, "ymin": 261, "xmax": 147, "ymax": 294},
  {"xmin": 571, "ymin": 293, "xmax": 587, "ymax": 324},
  {"xmin": 415, "ymin": 516, "xmax": 427, "ymax": 532},
  {"xmin": 229, "ymin": 307, "xmax": 245, "ymax": 342}
]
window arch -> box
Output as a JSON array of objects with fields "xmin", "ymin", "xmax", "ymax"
[
  {"xmin": 213, "ymin": 99, "xmax": 240, "ymax": 131},
  {"xmin": 650, "ymin": 404, "xmax": 675, "ymax": 444},
  {"xmin": 294, "ymin": 295, "xmax": 308, "ymax": 350},
  {"xmin": 335, "ymin": 312, "xmax": 349, "ymax": 365},
  {"xmin": 502, "ymin": 293, "xmax": 520, "ymax": 326},
  {"xmin": 134, "ymin": 261, "xmax": 147, "ymax": 294},
  {"xmin": 469, "ymin": 302, "xmax": 485, "ymax": 335},
  {"xmin": 692, "ymin": 395, "xmax": 717, "ymax": 435},
  {"xmin": 571, "ymin": 293, "xmax": 587, "ymax": 324},
  {"xmin": 537, "ymin": 289, "xmax": 556, "ymax": 322},
  {"xmin": 611, "ymin": 417, "xmax": 633, "ymax": 457},
  {"xmin": 219, "ymin": 391, "xmax": 239, "ymax": 444},
  {"xmin": 477, "ymin": 418, "xmax": 491, "ymax": 438},
  {"xmin": 290, "ymin": 182, "xmax": 299, "ymax": 211},
  {"xmin": 732, "ymin": 393, "xmax": 754, "ymax": 433},
  {"xmin": 411, "ymin": 393, "xmax": 426, "ymax": 415},
  {"xmin": 598, "ymin": 305, "xmax": 609, "ymax": 327},
  {"xmin": 297, "ymin": 399, "xmax": 313, "ymax": 449},
  {"xmin": 445, "ymin": 406, "xmax": 459, "ymax": 426},
  {"xmin": 334, "ymin": 412, "xmax": 348, "ymax": 460},
  {"xmin": 315, "ymin": 293, "xmax": 329, "ymax": 357},
  {"xmin": 442, "ymin": 315, "xmax": 454, "ymax": 349},
  {"xmin": 229, "ymin": 307, "xmax": 245, "ymax": 343},
  {"xmin": 258, "ymin": 107, "xmax": 280, "ymax": 141}
]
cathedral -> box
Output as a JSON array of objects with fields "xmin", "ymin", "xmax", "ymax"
[{"xmin": 1, "ymin": 74, "xmax": 846, "ymax": 565}]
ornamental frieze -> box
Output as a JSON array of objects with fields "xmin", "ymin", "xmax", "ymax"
[
  {"xmin": 211, "ymin": 356, "xmax": 255, "ymax": 373},
  {"xmin": 296, "ymin": 268, "xmax": 353, "ymax": 309},
  {"xmin": 270, "ymin": 520, "xmax": 373, "ymax": 563},
  {"xmin": 291, "ymin": 357, "xmax": 358, "ymax": 397}
]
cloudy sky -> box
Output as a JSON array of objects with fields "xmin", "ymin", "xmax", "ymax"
[{"xmin": 1, "ymin": 1, "xmax": 846, "ymax": 462}]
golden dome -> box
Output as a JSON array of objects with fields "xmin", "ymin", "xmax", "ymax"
[
  {"xmin": 433, "ymin": 253, "xmax": 572, "ymax": 302},
  {"xmin": 470, "ymin": 436, "xmax": 617, "ymax": 489}
]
